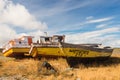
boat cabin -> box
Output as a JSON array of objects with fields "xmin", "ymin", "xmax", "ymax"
[
  {"xmin": 39, "ymin": 35, "xmax": 65, "ymax": 44},
  {"xmin": 2, "ymin": 36, "xmax": 34, "ymax": 52},
  {"xmin": 52, "ymin": 35, "xmax": 65, "ymax": 43},
  {"xmin": 40, "ymin": 36, "xmax": 52, "ymax": 44}
]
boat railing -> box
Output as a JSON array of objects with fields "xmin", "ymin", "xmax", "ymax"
[
  {"xmin": 2, "ymin": 44, "xmax": 30, "ymax": 53},
  {"xmin": 32, "ymin": 42, "xmax": 60, "ymax": 47}
]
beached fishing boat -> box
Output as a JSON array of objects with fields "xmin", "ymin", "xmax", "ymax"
[
  {"xmin": 2, "ymin": 35, "xmax": 113, "ymax": 59},
  {"xmin": 28, "ymin": 35, "xmax": 113, "ymax": 58}
]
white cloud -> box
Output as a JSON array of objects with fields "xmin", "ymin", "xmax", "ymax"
[
  {"xmin": 0, "ymin": 0, "xmax": 47, "ymax": 47},
  {"xmin": 54, "ymin": 16, "xmax": 114, "ymax": 33},
  {"xmin": 86, "ymin": 16, "xmax": 94, "ymax": 20},
  {"xmin": 0, "ymin": 0, "xmax": 5, "ymax": 11},
  {"xmin": 105, "ymin": 39, "xmax": 120, "ymax": 48},
  {"xmin": 96, "ymin": 22, "xmax": 113, "ymax": 29},
  {"xmin": 35, "ymin": 0, "xmax": 97, "ymax": 17},
  {"xmin": 96, "ymin": 24, "xmax": 107, "ymax": 28},
  {"xmin": 0, "ymin": 24, "xmax": 17, "ymax": 46},
  {"xmin": 87, "ymin": 17, "xmax": 113, "ymax": 23},
  {"xmin": 95, "ymin": 35, "xmax": 120, "ymax": 48},
  {"xmin": 66, "ymin": 27, "xmax": 120, "ymax": 47},
  {"xmin": 0, "ymin": 0, "xmax": 47, "ymax": 30}
]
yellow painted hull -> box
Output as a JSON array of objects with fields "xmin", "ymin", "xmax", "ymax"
[
  {"xmin": 30, "ymin": 47, "xmax": 113, "ymax": 58},
  {"xmin": 2, "ymin": 45, "xmax": 113, "ymax": 58},
  {"xmin": 3, "ymin": 47, "xmax": 30, "ymax": 57}
]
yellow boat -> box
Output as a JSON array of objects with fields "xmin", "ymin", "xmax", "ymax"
[
  {"xmin": 3, "ymin": 47, "xmax": 30, "ymax": 57},
  {"xmin": 29, "ymin": 35, "xmax": 113, "ymax": 58},
  {"xmin": 2, "ymin": 36, "xmax": 33, "ymax": 57},
  {"xmin": 2, "ymin": 35, "xmax": 113, "ymax": 59}
]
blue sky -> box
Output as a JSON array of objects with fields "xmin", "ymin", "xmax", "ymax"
[{"xmin": 0, "ymin": 0, "xmax": 120, "ymax": 47}]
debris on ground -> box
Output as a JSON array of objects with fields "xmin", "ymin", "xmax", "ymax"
[{"xmin": 37, "ymin": 61, "xmax": 57, "ymax": 75}]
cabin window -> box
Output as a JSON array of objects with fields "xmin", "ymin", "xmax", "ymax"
[
  {"xmin": 53, "ymin": 37, "xmax": 59, "ymax": 42},
  {"xmin": 58, "ymin": 36, "xmax": 63, "ymax": 42},
  {"xmin": 45, "ymin": 37, "xmax": 50, "ymax": 42},
  {"xmin": 19, "ymin": 41, "xmax": 21, "ymax": 44}
]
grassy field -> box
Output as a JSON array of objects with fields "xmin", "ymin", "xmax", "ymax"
[{"xmin": 0, "ymin": 49, "xmax": 120, "ymax": 80}]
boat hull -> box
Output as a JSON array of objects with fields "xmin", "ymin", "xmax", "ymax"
[
  {"xmin": 3, "ymin": 47, "xmax": 30, "ymax": 57},
  {"xmin": 2, "ymin": 43, "xmax": 113, "ymax": 58},
  {"xmin": 30, "ymin": 46, "xmax": 113, "ymax": 58}
]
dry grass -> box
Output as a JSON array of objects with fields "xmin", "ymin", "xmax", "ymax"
[{"xmin": 0, "ymin": 49, "xmax": 120, "ymax": 80}]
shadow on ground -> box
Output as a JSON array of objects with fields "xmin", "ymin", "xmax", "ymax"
[{"xmin": 67, "ymin": 57, "xmax": 120, "ymax": 68}]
